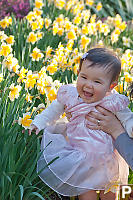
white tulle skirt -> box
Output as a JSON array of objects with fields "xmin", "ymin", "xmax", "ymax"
[{"xmin": 37, "ymin": 125, "xmax": 128, "ymax": 196}]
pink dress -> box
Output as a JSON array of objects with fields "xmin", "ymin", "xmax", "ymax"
[{"xmin": 37, "ymin": 84, "xmax": 129, "ymax": 196}]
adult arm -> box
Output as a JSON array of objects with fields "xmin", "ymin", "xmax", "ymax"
[
  {"xmin": 114, "ymin": 132, "xmax": 133, "ymax": 170},
  {"xmin": 85, "ymin": 106, "xmax": 133, "ymax": 170}
]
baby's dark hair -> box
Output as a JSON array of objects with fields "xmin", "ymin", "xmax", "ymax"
[{"xmin": 79, "ymin": 47, "xmax": 121, "ymax": 83}]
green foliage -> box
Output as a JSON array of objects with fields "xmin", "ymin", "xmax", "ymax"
[{"xmin": 97, "ymin": 0, "xmax": 133, "ymax": 20}]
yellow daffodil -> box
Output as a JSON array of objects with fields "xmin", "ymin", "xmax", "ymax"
[
  {"xmin": 111, "ymin": 33, "xmax": 119, "ymax": 44},
  {"xmin": 47, "ymin": 62, "xmax": 58, "ymax": 75},
  {"xmin": 0, "ymin": 43, "xmax": 12, "ymax": 57},
  {"xmin": 45, "ymin": 46, "xmax": 53, "ymax": 58},
  {"xmin": 82, "ymin": 24, "xmax": 89, "ymax": 35},
  {"xmin": 53, "ymin": 22, "xmax": 59, "ymax": 35},
  {"xmin": 64, "ymin": 20, "xmax": 73, "ymax": 31},
  {"xmin": 81, "ymin": 35, "xmax": 91, "ymax": 49},
  {"xmin": 31, "ymin": 21, "xmax": 38, "ymax": 31},
  {"xmin": 0, "ymin": 73, "xmax": 3, "ymax": 82},
  {"xmin": 35, "ymin": 0, "xmax": 44, "ymax": 9},
  {"xmin": 73, "ymin": 16, "xmax": 81, "ymax": 25},
  {"xmin": 27, "ymin": 32, "xmax": 37, "ymax": 44},
  {"xmin": 30, "ymin": 47, "xmax": 44, "ymax": 61},
  {"xmin": 87, "ymin": 23, "xmax": 97, "ymax": 35},
  {"xmin": 122, "ymin": 37, "xmax": 131, "ymax": 47},
  {"xmin": 98, "ymin": 40, "xmax": 104, "ymax": 46},
  {"xmin": 5, "ymin": 35, "xmax": 15, "ymax": 45},
  {"xmin": 0, "ymin": 17, "xmax": 11, "ymax": 29},
  {"xmin": 47, "ymin": 88, "xmax": 57, "ymax": 102},
  {"xmin": 18, "ymin": 113, "xmax": 32, "ymax": 129},
  {"xmin": 82, "ymin": 10, "xmax": 90, "ymax": 23},
  {"xmin": 37, "ymin": 31, "xmax": 43, "ymax": 40},
  {"xmin": 86, "ymin": 0, "xmax": 94, "ymax": 7},
  {"xmin": 3, "ymin": 54, "xmax": 18, "ymax": 71},
  {"xmin": 0, "ymin": 31, "xmax": 7, "ymax": 42},
  {"xmin": 73, "ymin": 63, "xmax": 79, "ymax": 75},
  {"xmin": 45, "ymin": 18, "xmax": 52, "ymax": 29},
  {"xmin": 33, "ymin": 8, "xmax": 43, "ymax": 16},
  {"xmin": 57, "ymin": 28, "xmax": 64, "ymax": 36},
  {"xmin": 17, "ymin": 67, "xmax": 28, "ymax": 83},
  {"xmin": 124, "ymin": 72, "xmax": 133, "ymax": 83},
  {"xmin": 67, "ymin": 30, "xmax": 77, "ymax": 40},
  {"xmin": 12, "ymin": 64, "xmax": 20, "ymax": 74},
  {"xmin": 66, "ymin": 39, "xmax": 74, "ymax": 51},
  {"xmin": 55, "ymin": 0, "xmax": 66, "ymax": 9},
  {"xmin": 90, "ymin": 14, "xmax": 96, "ymax": 23},
  {"xmin": 96, "ymin": 2, "xmax": 102, "ymax": 11},
  {"xmin": 26, "ymin": 93, "xmax": 33, "ymax": 103},
  {"xmin": 9, "ymin": 83, "xmax": 22, "ymax": 101},
  {"xmin": 26, "ymin": 11, "xmax": 35, "ymax": 22},
  {"xmin": 25, "ymin": 70, "xmax": 38, "ymax": 90}
]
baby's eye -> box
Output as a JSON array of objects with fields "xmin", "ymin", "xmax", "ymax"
[
  {"xmin": 81, "ymin": 76, "xmax": 87, "ymax": 79},
  {"xmin": 94, "ymin": 80, "xmax": 101, "ymax": 84}
]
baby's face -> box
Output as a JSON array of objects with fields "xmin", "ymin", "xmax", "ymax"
[{"xmin": 77, "ymin": 60, "xmax": 112, "ymax": 104}]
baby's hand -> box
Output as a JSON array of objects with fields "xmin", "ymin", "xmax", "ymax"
[{"xmin": 28, "ymin": 124, "xmax": 40, "ymax": 135}]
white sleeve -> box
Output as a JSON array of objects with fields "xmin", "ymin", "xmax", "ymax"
[
  {"xmin": 115, "ymin": 107, "xmax": 133, "ymax": 138},
  {"xmin": 32, "ymin": 100, "xmax": 64, "ymax": 131}
]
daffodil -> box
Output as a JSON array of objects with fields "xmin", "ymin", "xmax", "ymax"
[
  {"xmin": 73, "ymin": 15, "xmax": 81, "ymax": 25},
  {"xmin": 17, "ymin": 67, "xmax": 28, "ymax": 83},
  {"xmin": 31, "ymin": 21, "xmax": 38, "ymax": 31},
  {"xmin": 33, "ymin": 8, "xmax": 43, "ymax": 16},
  {"xmin": 66, "ymin": 29, "xmax": 77, "ymax": 40},
  {"xmin": 47, "ymin": 61, "xmax": 58, "ymax": 75},
  {"xmin": 45, "ymin": 18, "xmax": 52, "ymax": 29},
  {"xmin": 96, "ymin": 2, "xmax": 102, "ymax": 11},
  {"xmin": 47, "ymin": 88, "xmax": 57, "ymax": 102},
  {"xmin": 53, "ymin": 22, "xmax": 59, "ymax": 35},
  {"xmin": 35, "ymin": 0, "xmax": 44, "ymax": 9},
  {"xmin": 124, "ymin": 72, "xmax": 133, "ymax": 83},
  {"xmin": 26, "ymin": 11, "xmax": 35, "ymax": 22},
  {"xmin": 82, "ymin": 25, "xmax": 89, "ymax": 35},
  {"xmin": 26, "ymin": 93, "xmax": 33, "ymax": 103},
  {"xmin": 0, "ymin": 17, "xmax": 10, "ymax": 29},
  {"xmin": 30, "ymin": 47, "xmax": 44, "ymax": 61},
  {"xmin": 9, "ymin": 84, "xmax": 22, "ymax": 101},
  {"xmin": 55, "ymin": 0, "xmax": 66, "ymax": 9},
  {"xmin": 25, "ymin": 70, "xmax": 38, "ymax": 90},
  {"xmin": 3, "ymin": 54, "xmax": 18, "ymax": 71},
  {"xmin": 86, "ymin": 0, "xmax": 94, "ymax": 7},
  {"xmin": 111, "ymin": 33, "xmax": 119, "ymax": 44},
  {"xmin": 27, "ymin": 32, "xmax": 37, "ymax": 44},
  {"xmin": 18, "ymin": 113, "xmax": 32, "ymax": 129},
  {"xmin": 122, "ymin": 37, "xmax": 131, "ymax": 47},
  {"xmin": 37, "ymin": 31, "xmax": 43, "ymax": 40},
  {"xmin": 5, "ymin": 35, "xmax": 15, "ymax": 45},
  {"xmin": 0, "ymin": 31, "xmax": 7, "ymax": 42},
  {"xmin": 82, "ymin": 10, "xmax": 90, "ymax": 23},
  {"xmin": 45, "ymin": 46, "xmax": 53, "ymax": 59},
  {"xmin": 81, "ymin": 35, "xmax": 91, "ymax": 49},
  {"xmin": 0, "ymin": 73, "xmax": 3, "ymax": 82},
  {"xmin": 0, "ymin": 43, "xmax": 12, "ymax": 57}
]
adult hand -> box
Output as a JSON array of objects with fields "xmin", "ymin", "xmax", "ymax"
[
  {"xmin": 85, "ymin": 106, "xmax": 125, "ymax": 140},
  {"xmin": 28, "ymin": 124, "xmax": 40, "ymax": 135}
]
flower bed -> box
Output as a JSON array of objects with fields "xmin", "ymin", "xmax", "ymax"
[{"xmin": 0, "ymin": 0, "xmax": 133, "ymax": 199}]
